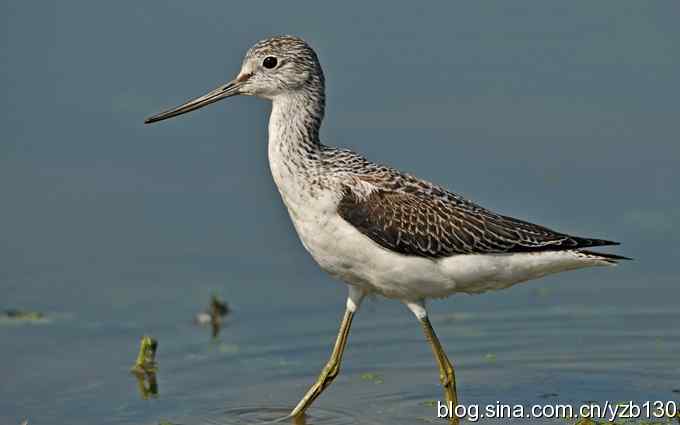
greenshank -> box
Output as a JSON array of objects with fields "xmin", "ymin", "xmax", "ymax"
[{"xmin": 145, "ymin": 35, "xmax": 628, "ymax": 421}]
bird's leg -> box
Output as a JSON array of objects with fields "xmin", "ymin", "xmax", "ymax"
[
  {"xmin": 406, "ymin": 301, "xmax": 459, "ymax": 425},
  {"xmin": 289, "ymin": 309, "xmax": 353, "ymax": 417},
  {"xmin": 421, "ymin": 316, "xmax": 458, "ymax": 406},
  {"xmin": 289, "ymin": 287, "xmax": 365, "ymax": 419}
]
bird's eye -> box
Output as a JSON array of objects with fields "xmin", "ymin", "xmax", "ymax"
[{"xmin": 262, "ymin": 56, "xmax": 278, "ymax": 69}]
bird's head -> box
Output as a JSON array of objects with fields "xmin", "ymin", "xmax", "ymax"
[{"xmin": 145, "ymin": 35, "xmax": 324, "ymax": 124}]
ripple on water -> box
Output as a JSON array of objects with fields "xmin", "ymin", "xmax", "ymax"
[{"xmin": 193, "ymin": 406, "xmax": 376, "ymax": 425}]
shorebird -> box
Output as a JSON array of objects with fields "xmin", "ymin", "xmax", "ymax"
[{"xmin": 145, "ymin": 35, "xmax": 628, "ymax": 421}]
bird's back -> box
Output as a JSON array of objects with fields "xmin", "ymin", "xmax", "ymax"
[{"xmin": 321, "ymin": 145, "xmax": 623, "ymax": 260}]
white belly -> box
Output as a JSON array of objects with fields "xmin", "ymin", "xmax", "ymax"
[{"xmin": 285, "ymin": 195, "xmax": 607, "ymax": 301}]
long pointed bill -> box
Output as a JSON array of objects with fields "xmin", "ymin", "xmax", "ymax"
[{"xmin": 144, "ymin": 80, "xmax": 242, "ymax": 124}]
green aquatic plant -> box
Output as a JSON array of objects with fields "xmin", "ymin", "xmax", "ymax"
[
  {"xmin": 131, "ymin": 336, "xmax": 158, "ymax": 374},
  {"xmin": 130, "ymin": 336, "xmax": 159, "ymax": 399}
]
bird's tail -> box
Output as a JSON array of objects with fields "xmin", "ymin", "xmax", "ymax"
[{"xmin": 577, "ymin": 249, "xmax": 633, "ymax": 265}]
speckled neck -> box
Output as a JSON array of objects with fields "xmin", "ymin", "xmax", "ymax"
[
  {"xmin": 268, "ymin": 85, "xmax": 328, "ymax": 204},
  {"xmin": 269, "ymin": 84, "xmax": 325, "ymax": 148}
]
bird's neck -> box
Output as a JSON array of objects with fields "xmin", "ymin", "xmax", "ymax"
[
  {"xmin": 268, "ymin": 88, "xmax": 327, "ymax": 203},
  {"xmin": 268, "ymin": 88, "xmax": 325, "ymax": 154}
]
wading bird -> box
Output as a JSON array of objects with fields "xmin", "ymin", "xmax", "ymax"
[{"xmin": 145, "ymin": 35, "xmax": 627, "ymax": 422}]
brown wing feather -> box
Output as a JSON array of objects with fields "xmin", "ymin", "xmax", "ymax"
[{"xmin": 337, "ymin": 187, "xmax": 618, "ymax": 259}]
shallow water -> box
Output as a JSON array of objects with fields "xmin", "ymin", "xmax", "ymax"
[{"xmin": 2, "ymin": 262, "xmax": 678, "ymax": 425}]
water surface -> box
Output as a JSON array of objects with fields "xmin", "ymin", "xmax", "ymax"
[{"xmin": 2, "ymin": 265, "xmax": 678, "ymax": 424}]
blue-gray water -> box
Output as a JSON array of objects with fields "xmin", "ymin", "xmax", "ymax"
[{"xmin": 1, "ymin": 1, "xmax": 679, "ymax": 424}]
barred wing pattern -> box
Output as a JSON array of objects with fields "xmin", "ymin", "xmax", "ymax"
[{"xmin": 337, "ymin": 180, "xmax": 618, "ymax": 259}]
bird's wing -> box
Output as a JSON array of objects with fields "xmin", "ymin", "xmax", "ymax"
[{"xmin": 337, "ymin": 176, "xmax": 618, "ymax": 259}]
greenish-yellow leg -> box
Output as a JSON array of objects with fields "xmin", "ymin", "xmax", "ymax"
[
  {"xmin": 289, "ymin": 308, "xmax": 354, "ymax": 418},
  {"xmin": 420, "ymin": 316, "xmax": 459, "ymax": 425}
]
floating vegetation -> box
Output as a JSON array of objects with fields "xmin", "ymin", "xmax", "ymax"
[
  {"xmin": 195, "ymin": 294, "xmax": 230, "ymax": 338},
  {"xmin": 484, "ymin": 353, "xmax": 497, "ymax": 363},
  {"xmin": 360, "ymin": 372, "xmax": 384, "ymax": 384},
  {"xmin": 1, "ymin": 309, "xmax": 49, "ymax": 325}
]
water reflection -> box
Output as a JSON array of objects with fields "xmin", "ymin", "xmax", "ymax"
[{"xmin": 131, "ymin": 370, "xmax": 158, "ymax": 400}]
